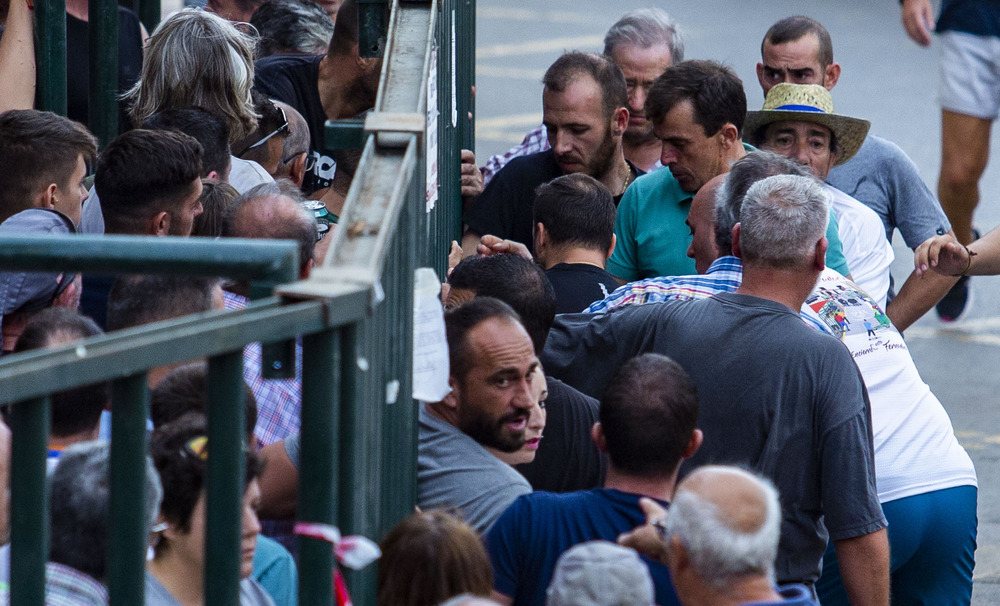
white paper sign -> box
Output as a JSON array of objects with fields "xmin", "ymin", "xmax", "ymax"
[{"xmin": 412, "ymin": 268, "xmax": 451, "ymax": 402}]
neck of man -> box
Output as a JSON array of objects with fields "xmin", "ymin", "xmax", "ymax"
[
  {"xmin": 735, "ymin": 263, "xmax": 817, "ymax": 312},
  {"xmin": 539, "ymin": 244, "xmax": 607, "ymax": 271},
  {"xmin": 602, "ymin": 464, "xmax": 678, "ymax": 503},
  {"xmin": 66, "ymin": 0, "xmax": 88, "ymax": 20},
  {"xmin": 678, "ymin": 573, "xmax": 782, "ymax": 606},
  {"xmin": 424, "ymin": 400, "xmax": 459, "ymax": 428},
  {"xmin": 728, "ymin": 138, "xmax": 748, "ymax": 165},
  {"xmin": 318, "ymin": 55, "xmax": 369, "ymax": 122},
  {"xmin": 148, "ymin": 553, "xmax": 205, "ymax": 606},
  {"xmin": 622, "ymin": 135, "xmax": 661, "ymax": 173},
  {"xmin": 595, "ymin": 144, "xmax": 632, "ymax": 198}
]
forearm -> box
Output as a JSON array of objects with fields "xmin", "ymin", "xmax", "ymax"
[
  {"xmin": 0, "ymin": 0, "xmax": 36, "ymax": 111},
  {"xmin": 833, "ymin": 528, "xmax": 890, "ymax": 606},
  {"xmin": 964, "ymin": 228, "xmax": 1000, "ymax": 275},
  {"xmin": 886, "ymin": 269, "xmax": 959, "ymax": 331}
]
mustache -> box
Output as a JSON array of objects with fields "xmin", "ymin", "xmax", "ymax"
[{"xmin": 498, "ymin": 411, "xmax": 529, "ymax": 425}]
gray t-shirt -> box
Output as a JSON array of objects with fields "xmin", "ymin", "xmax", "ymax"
[
  {"xmin": 283, "ymin": 432, "xmax": 301, "ymax": 468},
  {"xmin": 542, "ymin": 294, "xmax": 886, "ymax": 585},
  {"xmin": 417, "ymin": 405, "xmax": 531, "ymax": 534},
  {"xmin": 145, "ymin": 571, "xmax": 276, "ymax": 605}
]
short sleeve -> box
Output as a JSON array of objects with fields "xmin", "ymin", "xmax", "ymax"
[
  {"xmin": 283, "ymin": 434, "xmax": 300, "ymax": 469},
  {"xmin": 607, "ymin": 186, "xmax": 641, "ymax": 281},
  {"xmin": 825, "ymin": 209, "xmax": 851, "ymax": 277},
  {"xmin": 887, "ymin": 149, "xmax": 951, "ymax": 249}
]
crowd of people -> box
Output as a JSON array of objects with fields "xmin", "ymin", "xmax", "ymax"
[{"xmin": 0, "ymin": 0, "xmax": 997, "ymax": 604}]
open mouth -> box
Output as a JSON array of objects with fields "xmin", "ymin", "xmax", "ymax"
[
  {"xmin": 505, "ymin": 416, "xmax": 528, "ymax": 432},
  {"xmin": 523, "ymin": 436, "xmax": 542, "ymax": 450}
]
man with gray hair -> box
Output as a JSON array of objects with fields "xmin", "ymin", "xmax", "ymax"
[
  {"xmin": 545, "ymin": 541, "xmax": 654, "ymax": 606},
  {"xmin": 0, "ymin": 441, "xmax": 163, "ymax": 604},
  {"xmin": 481, "ymin": 8, "xmax": 682, "ymax": 181},
  {"xmin": 621, "ymin": 466, "xmax": 817, "ymax": 605},
  {"xmin": 543, "ymin": 173, "xmax": 889, "ymax": 603}
]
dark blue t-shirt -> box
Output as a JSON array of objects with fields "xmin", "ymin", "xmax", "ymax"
[{"xmin": 485, "ymin": 488, "xmax": 679, "ymax": 606}]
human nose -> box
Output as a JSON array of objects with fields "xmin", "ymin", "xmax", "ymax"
[
  {"xmin": 660, "ymin": 143, "xmax": 677, "ymax": 165},
  {"xmin": 629, "ymin": 88, "xmax": 646, "ymax": 114},
  {"xmin": 243, "ymin": 505, "xmax": 261, "ymax": 537},
  {"xmin": 552, "ymin": 131, "xmax": 573, "ymax": 155}
]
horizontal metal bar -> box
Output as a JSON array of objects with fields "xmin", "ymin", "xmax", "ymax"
[
  {"xmin": 0, "ymin": 235, "xmax": 299, "ymax": 284},
  {"xmin": 0, "ymin": 288, "xmax": 370, "ymax": 405},
  {"xmin": 323, "ymin": 118, "xmax": 367, "ymax": 151}
]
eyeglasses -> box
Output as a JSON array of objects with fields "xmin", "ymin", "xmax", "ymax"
[
  {"xmin": 237, "ymin": 105, "xmax": 288, "ymax": 156},
  {"xmin": 183, "ymin": 435, "xmax": 209, "ymax": 460}
]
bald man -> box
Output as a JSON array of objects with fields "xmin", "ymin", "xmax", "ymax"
[{"xmin": 621, "ymin": 466, "xmax": 817, "ymax": 605}]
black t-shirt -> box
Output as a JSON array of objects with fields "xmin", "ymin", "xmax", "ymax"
[
  {"xmin": 66, "ymin": 7, "xmax": 144, "ymax": 135},
  {"xmin": 254, "ymin": 54, "xmax": 336, "ymax": 194},
  {"xmin": 514, "ymin": 376, "xmax": 605, "ymax": 493},
  {"xmin": 465, "ymin": 150, "xmax": 643, "ymax": 248},
  {"xmin": 546, "ymin": 263, "xmax": 620, "ymax": 314}
]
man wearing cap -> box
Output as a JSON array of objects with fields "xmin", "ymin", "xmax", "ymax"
[
  {"xmin": 744, "ymin": 83, "xmax": 893, "ymax": 307},
  {"xmin": 757, "ymin": 16, "xmax": 960, "ymax": 328},
  {"xmin": 545, "ymin": 541, "xmax": 655, "ymax": 606},
  {"xmin": 0, "ymin": 209, "xmax": 82, "ymax": 354}
]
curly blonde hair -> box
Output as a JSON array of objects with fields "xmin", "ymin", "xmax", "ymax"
[{"xmin": 125, "ymin": 9, "xmax": 259, "ymax": 143}]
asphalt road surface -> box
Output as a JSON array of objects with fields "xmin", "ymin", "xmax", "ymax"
[{"xmin": 474, "ymin": 1, "xmax": 1000, "ymax": 602}]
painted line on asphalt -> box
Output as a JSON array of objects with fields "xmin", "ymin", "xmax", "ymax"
[
  {"xmin": 477, "ymin": 6, "xmax": 605, "ymax": 25},
  {"xmin": 477, "ymin": 64, "xmax": 547, "ymax": 81},
  {"xmin": 477, "ymin": 35, "xmax": 604, "ymax": 59},
  {"xmin": 905, "ymin": 316, "xmax": 1000, "ymax": 347}
]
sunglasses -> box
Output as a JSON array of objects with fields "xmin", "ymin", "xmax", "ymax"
[{"xmin": 237, "ymin": 104, "xmax": 288, "ymax": 156}]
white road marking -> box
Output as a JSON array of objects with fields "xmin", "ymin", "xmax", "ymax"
[
  {"xmin": 906, "ymin": 316, "xmax": 1000, "ymax": 347},
  {"xmin": 476, "ymin": 65, "xmax": 546, "ymax": 81},
  {"xmin": 477, "ymin": 6, "xmax": 604, "ymax": 25},
  {"xmin": 477, "ymin": 35, "xmax": 604, "ymax": 59}
]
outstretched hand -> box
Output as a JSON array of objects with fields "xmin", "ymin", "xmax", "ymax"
[
  {"xmin": 914, "ymin": 234, "xmax": 971, "ymax": 277},
  {"xmin": 617, "ymin": 497, "xmax": 669, "ymax": 566},
  {"xmin": 901, "ymin": 0, "xmax": 935, "ymax": 47},
  {"xmin": 476, "ymin": 235, "xmax": 533, "ymax": 260}
]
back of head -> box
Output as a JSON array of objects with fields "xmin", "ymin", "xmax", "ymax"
[
  {"xmin": 545, "ymin": 541, "xmax": 655, "ymax": 606},
  {"xmin": 376, "ymin": 511, "xmax": 493, "ymax": 606},
  {"xmin": 0, "ymin": 110, "xmax": 98, "ymax": 224},
  {"xmin": 49, "ymin": 441, "xmax": 163, "ymax": 581},
  {"xmin": 666, "ymin": 465, "xmax": 782, "ymax": 589},
  {"xmin": 600, "ymin": 353, "xmax": 698, "ymax": 477},
  {"xmin": 645, "ymin": 60, "xmax": 746, "ymax": 137},
  {"xmin": 106, "ymin": 274, "xmax": 218, "ymax": 332},
  {"xmin": 192, "ymin": 178, "xmax": 240, "ymax": 238},
  {"xmin": 221, "ymin": 182, "xmax": 317, "ymax": 276},
  {"xmin": 126, "ymin": 9, "xmax": 258, "ymax": 142},
  {"xmin": 95, "ymin": 129, "xmax": 203, "ymax": 235},
  {"xmin": 444, "ymin": 297, "xmax": 523, "ymax": 384},
  {"xmin": 151, "ymin": 362, "xmax": 257, "ymax": 441},
  {"xmin": 328, "ymin": 0, "xmax": 361, "ymax": 56},
  {"xmin": 714, "ymin": 150, "xmax": 814, "ymax": 253},
  {"xmin": 543, "ymin": 52, "xmax": 627, "ymax": 120},
  {"xmin": 603, "ymin": 8, "xmax": 684, "ymax": 63},
  {"xmin": 763, "ymin": 16, "xmax": 833, "ymax": 67},
  {"xmin": 234, "ymin": 91, "xmax": 290, "ymax": 168},
  {"xmin": 142, "ymin": 107, "xmax": 232, "ymax": 178},
  {"xmin": 533, "ymin": 174, "xmax": 616, "ymax": 254},
  {"xmin": 447, "ymin": 255, "xmax": 556, "ymax": 354},
  {"xmin": 14, "ymin": 309, "xmax": 107, "ymax": 438},
  {"xmin": 738, "ymin": 174, "xmax": 829, "ymax": 270},
  {"xmin": 251, "ymin": 0, "xmax": 334, "ymax": 56}
]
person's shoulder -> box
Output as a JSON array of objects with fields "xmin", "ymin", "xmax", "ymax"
[
  {"xmin": 545, "ymin": 376, "xmax": 599, "ymax": 411},
  {"xmin": 493, "ymin": 149, "xmax": 559, "ymax": 181},
  {"xmin": 626, "ymin": 164, "xmax": 684, "ymax": 197}
]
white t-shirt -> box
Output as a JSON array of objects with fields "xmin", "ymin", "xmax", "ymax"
[
  {"xmin": 824, "ymin": 183, "xmax": 894, "ymax": 310},
  {"xmin": 804, "ymin": 269, "xmax": 977, "ymax": 503}
]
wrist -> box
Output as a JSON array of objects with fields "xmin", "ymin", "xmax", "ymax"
[{"xmin": 959, "ymin": 245, "xmax": 977, "ymax": 276}]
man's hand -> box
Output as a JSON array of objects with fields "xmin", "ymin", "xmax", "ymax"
[
  {"xmin": 914, "ymin": 233, "xmax": 971, "ymax": 277},
  {"xmin": 461, "ymin": 149, "xmax": 484, "ymax": 199},
  {"xmin": 617, "ymin": 497, "xmax": 669, "ymax": 566},
  {"xmin": 476, "ymin": 234, "xmax": 533, "ymax": 261},
  {"xmin": 902, "ymin": 0, "xmax": 935, "ymax": 47}
]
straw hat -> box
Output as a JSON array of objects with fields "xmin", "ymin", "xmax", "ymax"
[{"xmin": 744, "ymin": 83, "xmax": 870, "ymax": 165}]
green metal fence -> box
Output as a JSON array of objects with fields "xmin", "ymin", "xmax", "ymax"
[{"xmin": 3, "ymin": 0, "xmax": 472, "ymax": 603}]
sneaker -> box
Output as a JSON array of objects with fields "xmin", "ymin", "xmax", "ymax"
[{"xmin": 936, "ymin": 275, "xmax": 972, "ymax": 322}]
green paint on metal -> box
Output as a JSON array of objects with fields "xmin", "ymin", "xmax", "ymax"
[
  {"xmin": 357, "ymin": 0, "xmax": 388, "ymax": 58},
  {"xmin": 137, "ymin": 0, "xmax": 161, "ymax": 33},
  {"xmin": 36, "ymin": 0, "xmax": 67, "ymax": 114},
  {"xmin": 9, "ymin": 398, "xmax": 50, "ymax": 606},
  {"xmin": 324, "ymin": 118, "xmax": 368, "ymax": 151},
  {"xmin": 108, "ymin": 374, "xmax": 150, "ymax": 606},
  {"xmin": 89, "ymin": 0, "xmax": 119, "ymax": 146},
  {"xmin": 205, "ymin": 351, "xmax": 246, "ymax": 606}
]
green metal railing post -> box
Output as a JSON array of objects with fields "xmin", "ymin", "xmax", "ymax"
[
  {"xmin": 297, "ymin": 327, "xmax": 340, "ymax": 606},
  {"xmin": 455, "ymin": 0, "xmax": 475, "ymax": 152},
  {"xmin": 9, "ymin": 397, "xmax": 50, "ymax": 606},
  {"xmin": 204, "ymin": 351, "xmax": 247, "ymax": 606},
  {"xmin": 357, "ymin": 0, "xmax": 388, "ymax": 59},
  {"xmin": 108, "ymin": 373, "xmax": 150, "ymax": 606},
  {"xmin": 35, "ymin": 0, "xmax": 67, "ymax": 114},
  {"xmin": 135, "ymin": 0, "xmax": 161, "ymax": 34},
  {"xmin": 89, "ymin": 0, "xmax": 119, "ymax": 146}
]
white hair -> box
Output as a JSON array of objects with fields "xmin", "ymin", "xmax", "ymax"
[
  {"xmin": 738, "ymin": 173, "xmax": 829, "ymax": 269},
  {"xmin": 665, "ymin": 468, "xmax": 782, "ymax": 589},
  {"xmin": 603, "ymin": 8, "xmax": 684, "ymax": 62}
]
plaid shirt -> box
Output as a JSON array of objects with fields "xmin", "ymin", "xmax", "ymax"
[
  {"xmin": 0, "ymin": 563, "xmax": 110, "ymax": 606},
  {"xmin": 224, "ymin": 291, "xmax": 302, "ymax": 447},
  {"xmin": 480, "ymin": 125, "xmax": 665, "ymax": 184},
  {"xmin": 584, "ymin": 256, "xmax": 832, "ymax": 334}
]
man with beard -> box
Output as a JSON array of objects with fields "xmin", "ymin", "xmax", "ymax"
[
  {"xmin": 462, "ymin": 51, "xmax": 639, "ymax": 254},
  {"xmin": 417, "ymin": 297, "xmax": 538, "ymax": 533},
  {"xmin": 480, "ymin": 8, "xmax": 682, "ymax": 181}
]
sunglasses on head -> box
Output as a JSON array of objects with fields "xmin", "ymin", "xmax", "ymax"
[{"xmin": 237, "ymin": 104, "xmax": 288, "ymax": 156}]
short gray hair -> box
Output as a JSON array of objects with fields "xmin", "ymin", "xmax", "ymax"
[
  {"xmin": 49, "ymin": 441, "xmax": 163, "ymax": 581},
  {"xmin": 738, "ymin": 174, "xmax": 830, "ymax": 269},
  {"xmin": 714, "ymin": 150, "xmax": 814, "ymax": 253},
  {"xmin": 125, "ymin": 9, "xmax": 259, "ymax": 143},
  {"xmin": 665, "ymin": 468, "xmax": 781, "ymax": 589},
  {"xmin": 251, "ymin": 0, "xmax": 335, "ymax": 56},
  {"xmin": 603, "ymin": 9, "xmax": 684, "ymax": 63}
]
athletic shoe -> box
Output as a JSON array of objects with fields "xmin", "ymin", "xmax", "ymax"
[{"xmin": 936, "ymin": 275, "xmax": 972, "ymax": 322}]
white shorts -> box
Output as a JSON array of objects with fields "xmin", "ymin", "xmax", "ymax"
[{"xmin": 940, "ymin": 30, "xmax": 1000, "ymax": 119}]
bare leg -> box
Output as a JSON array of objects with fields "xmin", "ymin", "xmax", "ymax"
[{"xmin": 938, "ymin": 109, "xmax": 992, "ymax": 244}]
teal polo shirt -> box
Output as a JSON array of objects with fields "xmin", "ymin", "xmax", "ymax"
[{"xmin": 608, "ymin": 145, "xmax": 850, "ymax": 281}]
